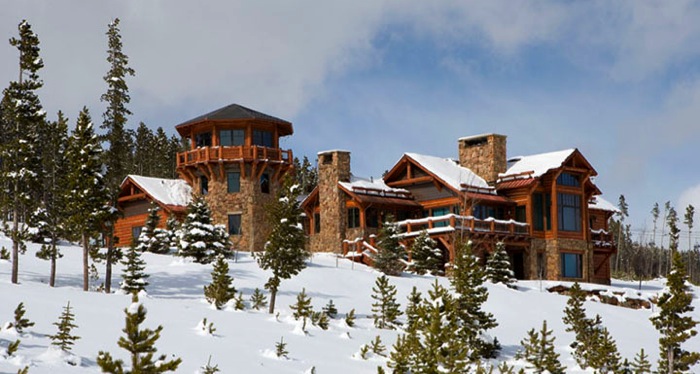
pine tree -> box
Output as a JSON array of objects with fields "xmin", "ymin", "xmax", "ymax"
[
  {"xmin": 0, "ymin": 20, "xmax": 46, "ymax": 284},
  {"xmin": 589, "ymin": 327, "xmax": 622, "ymax": 373},
  {"xmin": 131, "ymin": 122, "xmax": 153, "ymax": 175},
  {"xmin": 387, "ymin": 334, "xmax": 412, "ymax": 373},
  {"xmin": 631, "ymin": 348, "xmax": 652, "ymax": 373},
  {"xmin": 370, "ymin": 335, "xmax": 386, "ymax": 356},
  {"xmin": 6, "ymin": 339, "xmax": 20, "ymax": 357},
  {"xmin": 97, "ymin": 294, "xmax": 181, "ymax": 373},
  {"xmin": 250, "ymin": 288, "xmax": 268, "ymax": 311},
  {"xmin": 65, "ymin": 107, "xmax": 110, "ymax": 291},
  {"xmin": 234, "ymin": 292, "xmax": 245, "ymax": 310},
  {"xmin": 290, "ymin": 288, "xmax": 313, "ymax": 323},
  {"xmin": 35, "ymin": 110, "xmax": 69, "ymax": 287},
  {"xmin": 120, "ymin": 242, "xmax": 149, "ymax": 294},
  {"xmin": 49, "ymin": 301, "xmax": 80, "ymax": 352},
  {"xmin": 203, "ymin": 255, "xmax": 236, "ymax": 310},
  {"xmin": 100, "ymin": 18, "xmax": 136, "ymax": 294},
  {"xmin": 373, "ymin": 216, "xmax": 406, "ymax": 276},
  {"xmin": 135, "ymin": 204, "xmax": 168, "ymax": 254},
  {"xmin": 322, "ymin": 300, "xmax": 338, "ymax": 318},
  {"xmin": 13, "ymin": 302, "xmax": 34, "ymax": 333},
  {"xmin": 562, "ymin": 282, "xmax": 597, "ymax": 367},
  {"xmin": 275, "ymin": 337, "xmax": 288, "ymax": 358},
  {"xmin": 200, "ymin": 356, "xmax": 220, "ymax": 374},
  {"xmin": 405, "ymin": 286, "xmax": 422, "ymax": 331},
  {"xmin": 486, "ymin": 242, "xmax": 516, "ymax": 286},
  {"xmin": 345, "ymin": 309, "xmax": 356, "ymax": 327},
  {"xmin": 257, "ymin": 177, "xmax": 309, "ymax": 313},
  {"xmin": 165, "ymin": 216, "xmax": 180, "ymax": 253},
  {"xmin": 371, "ymin": 275, "xmax": 402, "ymax": 329},
  {"xmin": 177, "ymin": 195, "xmax": 231, "ymax": 263},
  {"xmin": 451, "ymin": 240, "xmax": 498, "ymax": 359},
  {"xmin": 409, "ymin": 230, "xmax": 444, "ymax": 276},
  {"xmin": 516, "ymin": 320, "xmax": 565, "ymax": 374}
]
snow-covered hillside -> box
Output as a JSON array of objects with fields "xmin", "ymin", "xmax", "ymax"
[{"xmin": 1, "ymin": 236, "xmax": 698, "ymax": 373}]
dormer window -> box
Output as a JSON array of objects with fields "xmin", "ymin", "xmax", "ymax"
[{"xmin": 557, "ymin": 172, "xmax": 580, "ymax": 187}]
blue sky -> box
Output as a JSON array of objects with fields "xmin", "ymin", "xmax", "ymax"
[{"xmin": 2, "ymin": 1, "xmax": 700, "ymax": 247}]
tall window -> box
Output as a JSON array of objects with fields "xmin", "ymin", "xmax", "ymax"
[
  {"xmin": 432, "ymin": 207, "xmax": 450, "ymax": 227},
  {"xmin": 366, "ymin": 208, "xmax": 379, "ymax": 228},
  {"xmin": 532, "ymin": 193, "xmax": 551, "ymax": 231},
  {"xmin": 200, "ymin": 176, "xmax": 209, "ymax": 195},
  {"xmin": 260, "ymin": 173, "xmax": 270, "ymax": 194},
  {"xmin": 227, "ymin": 172, "xmax": 240, "ymax": 193},
  {"xmin": 228, "ymin": 214, "xmax": 242, "ymax": 235},
  {"xmin": 348, "ymin": 208, "xmax": 360, "ymax": 228},
  {"xmin": 252, "ymin": 130, "xmax": 273, "ymax": 148},
  {"xmin": 314, "ymin": 212, "xmax": 321, "ymax": 234},
  {"xmin": 220, "ymin": 129, "xmax": 245, "ymax": 146},
  {"xmin": 515, "ymin": 205, "xmax": 526, "ymax": 223},
  {"xmin": 561, "ymin": 253, "xmax": 582, "ymax": 278},
  {"xmin": 557, "ymin": 172, "xmax": 580, "ymax": 187},
  {"xmin": 131, "ymin": 226, "xmax": 143, "ymax": 242},
  {"xmin": 195, "ymin": 132, "xmax": 212, "ymax": 147},
  {"xmin": 558, "ymin": 193, "xmax": 581, "ymax": 232}
]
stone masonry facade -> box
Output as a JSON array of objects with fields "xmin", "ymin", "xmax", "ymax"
[
  {"xmin": 458, "ymin": 134, "xmax": 507, "ymax": 184},
  {"xmin": 309, "ymin": 151, "xmax": 351, "ymax": 252}
]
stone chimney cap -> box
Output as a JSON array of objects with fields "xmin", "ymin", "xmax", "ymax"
[
  {"xmin": 317, "ymin": 149, "xmax": 351, "ymax": 155},
  {"xmin": 458, "ymin": 133, "xmax": 506, "ymax": 142}
]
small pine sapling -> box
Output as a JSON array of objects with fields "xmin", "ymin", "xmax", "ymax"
[
  {"xmin": 198, "ymin": 318, "xmax": 216, "ymax": 335},
  {"xmin": 631, "ymin": 348, "xmax": 652, "ymax": 373},
  {"xmin": 314, "ymin": 311, "xmax": 329, "ymax": 330},
  {"xmin": 250, "ymin": 288, "xmax": 268, "ymax": 310},
  {"xmin": 234, "ymin": 292, "xmax": 245, "ymax": 310},
  {"xmin": 372, "ymin": 216, "xmax": 406, "ymax": 276},
  {"xmin": 485, "ymin": 242, "xmax": 516, "ymax": 287},
  {"xmin": 516, "ymin": 320, "xmax": 564, "ymax": 374},
  {"xmin": 6, "ymin": 339, "xmax": 20, "ymax": 357},
  {"xmin": 203, "ymin": 255, "xmax": 236, "ymax": 310},
  {"xmin": 322, "ymin": 299, "xmax": 338, "ymax": 318},
  {"xmin": 290, "ymin": 288, "xmax": 313, "ymax": 321},
  {"xmin": 49, "ymin": 301, "xmax": 80, "ymax": 352},
  {"xmin": 405, "ymin": 286, "xmax": 422, "ymax": 331},
  {"xmin": 370, "ymin": 335, "xmax": 386, "ymax": 356},
  {"xmin": 120, "ymin": 242, "xmax": 150, "ymax": 294},
  {"xmin": 359, "ymin": 344, "xmax": 370, "ymax": 360},
  {"xmin": 0, "ymin": 247, "xmax": 9, "ymax": 260},
  {"xmin": 200, "ymin": 355, "xmax": 220, "ymax": 373},
  {"xmin": 16, "ymin": 366, "xmax": 28, "ymax": 374},
  {"xmin": 275, "ymin": 336, "xmax": 288, "ymax": 358},
  {"xmin": 345, "ymin": 309, "xmax": 356, "ymax": 327},
  {"xmin": 377, "ymin": 366, "xmax": 386, "ymax": 374},
  {"xmin": 371, "ymin": 275, "xmax": 403, "ymax": 329},
  {"xmin": 409, "ymin": 230, "xmax": 444, "ymax": 275},
  {"xmin": 13, "ymin": 302, "xmax": 34, "ymax": 333}
]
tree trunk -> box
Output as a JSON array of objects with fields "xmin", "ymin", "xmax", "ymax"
[
  {"xmin": 269, "ymin": 289, "xmax": 277, "ymax": 314},
  {"xmin": 49, "ymin": 245, "xmax": 56, "ymax": 287},
  {"xmin": 82, "ymin": 233, "xmax": 89, "ymax": 291},
  {"xmin": 11, "ymin": 206, "xmax": 19, "ymax": 284},
  {"xmin": 105, "ymin": 245, "xmax": 113, "ymax": 294}
]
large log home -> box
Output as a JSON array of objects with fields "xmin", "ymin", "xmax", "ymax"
[{"xmin": 301, "ymin": 134, "xmax": 619, "ymax": 284}]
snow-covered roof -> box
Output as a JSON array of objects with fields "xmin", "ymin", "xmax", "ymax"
[
  {"xmin": 125, "ymin": 175, "xmax": 192, "ymax": 207},
  {"xmin": 500, "ymin": 149, "xmax": 575, "ymax": 180},
  {"xmin": 589, "ymin": 196, "xmax": 620, "ymax": 213},
  {"xmin": 405, "ymin": 153, "xmax": 492, "ymax": 192},
  {"xmin": 339, "ymin": 175, "xmax": 409, "ymax": 195},
  {"xmin": 317, "ymin": 149, "xmax": 351, "ymax": 155}
]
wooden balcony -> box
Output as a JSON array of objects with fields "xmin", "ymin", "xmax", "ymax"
[
  {"xmin": 397, "ymin": 214, "xmax": 530, "ymax": 239},
  {"xmin": 591, "ymin": 229, "xmax": 616, "ymax": 250},
  {"xmin": 176, "ymin": 146, "xmax": 293, "ymax": 168}
]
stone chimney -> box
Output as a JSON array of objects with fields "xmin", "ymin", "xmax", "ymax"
[
  {"xmin": 458, "ymin": 134, "xmax": 507, "ymax": 184},
  {"xmin": 314, "ymin": 150, "xmax": 351, "ymax": 252}
]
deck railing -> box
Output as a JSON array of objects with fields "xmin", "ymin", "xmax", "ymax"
[
  {"xmin": 176, "ymin": 146, "xmax": 293, "ymax": 167},
  {"xmin": 591, "ymin": 229, "xmax": 616, "ymax": 249},
  {"xmin": 396, "ymin": 214, "xmax": 530, "ymax": 237}
]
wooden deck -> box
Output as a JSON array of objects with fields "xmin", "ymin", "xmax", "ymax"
[
  {"xmin": 397, "ymin": 214, "xmax": 530, "ymax": 238},
  {"xmin": 591, "ymin": 229, "xmax": 616, "ymax": 250},
  {"xmin": 176, "ymin": 146, "xmax": 293, "ymax": 167}
]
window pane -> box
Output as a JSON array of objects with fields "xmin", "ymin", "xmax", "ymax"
[
  {"xmin": 253, "ymin": 130, "xmax": 273, "ymax": 147},
  {"xmin": 560, "ymin": 253, "xmax": 582, "ymax": 278},
  {"xmin": 557, "ymin": 172, "xmax": 580, "ymax": 187},
  {"xmin": 432, "ymin": 207, "xmax": 450, "ymax": 227},
  {"xmin": 227, "ymin": 172, "xmax": 240, "ymax": 193},
  {"xmin": 220, "ymin": 130, "xmax": 232, "ymax": 146},
  {"xmin": 195, "ymin": 132, "xmax": 212, "ymax": 147},
  {"xmin": 200, "ymin": 176, "xmax": 209, "ymax": 195},
  {"xmin": 232, "ymin": 129, "xmax": 244, "ymax": 145},
  {"xmin": 260, "ymin": 173, "xmax": 270, "ymax": 194},
  {"xmin": 314, "ymin": 213, "xmax": 321, "ymax": 233},
  {"xmin": 533, "ymin": 194, "xmax": 544, "ymax": 231},
  {"xmin": 228, "ymin": 214, "xmax": 242, "ymax": 235},
  {"xmin": 558, "ymin": 193, "xmax": 581, "ymax": 231},
  {"xmin": 348, "ymin": 208, "xmax": 360, "ymax": 228}
]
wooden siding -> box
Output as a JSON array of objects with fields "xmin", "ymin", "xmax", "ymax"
[
  {"xmin": 122, "ymin": 200, "xmax": 151, "ymax": 218},
  {"xmin": 405, "ymin": 182, "xmax": 455, "ymax": 202},
  {"xmin": 114, "ymin": 210, "xmax": 171, "ymax": 247}
]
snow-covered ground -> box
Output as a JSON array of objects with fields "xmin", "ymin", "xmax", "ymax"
[{"xmin": 1, "ymin": 235, "xmax": 698, "ymax": 373}]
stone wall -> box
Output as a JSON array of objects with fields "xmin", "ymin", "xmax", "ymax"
[
  {"xmin": 311, "ymin": 150, "xmax": 351, "ymax": 252},
  {"xmin": 458, "ymin": 134, "xmax": 507, "ymax": 184}
]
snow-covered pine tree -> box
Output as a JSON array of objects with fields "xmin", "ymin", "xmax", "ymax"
[
  {"xmin": 257, "ymin": 177, "xmax": 309, "ymax": 314},
  {"xmin": 516, "ymin": 320, "xmax": 565, "ymax": 374},
  {"xmin": 485, "ymin": 242, "xmax": 516, "ymax": 286},
  {"xmin": 371, "ymin": 275, "xmax": 403, "ymax": 329},
  {"xmin": 178, "ymin": 195, "xmax": 231, "ymax": 263},
  {"xmin": 65, "ymin": 107, "xmax": 110, "ymax": 292},
  {"xmin": 49, "ymin": 301, "xmax": 80, "ymax": 352},
  {"xmin": 373, "ymin": 216, "xmax": 406, "ymax": 276},
  {"xmin": 405, "ymin": 286, "xmax": 422, "ymax": 331},
  {"xmin": 0, "ymin": 20, "xmax": 46, "ymax": 284},
  {"xmin": 13, "ymin": 302, "xmax": 34, "ymax": 333},
  {"xmin": 97, "ymin": 294, "xmax": 181, "ymax": 373},
  {"xmin": 165, "ymin": 216, "xmax": 180, "ymax": 253},
  {"xmin": 120, "ymin": 242, "xmax": 149, "ymax": 294},
  {"xmin": 651, "ymin": 244, "xmax": 700, "ymax": 372},
  {"xmin": 35, "ymin": 110, "xmax": 69, "ymax": 287},
  {"xmin": 631, "ymin": 348, "xmax": 652, "ymax": 373},
  {"xmin": 100, "ymin": 18, "xmax": 136, "ymax": 294},
  {"xmin": 203, "ymin": 255, "xmax": 236, "ymax": 310},
  {"xmin": 322, "ymin": 300, "xmax": 338, "ymax": 319},
  {"xmin": 135, "ymin": 204, "xmax": 168, "ymax": 254},
  {"xmin": 450, "ymin": 240, "xmax": 499, "ymax": 359},
  {"xmin": 409, "ymin": 230, "xmax": 444, "ymax": 275},
  {"xmin": 250, "ymin": 288, "xmax": 268, "ymax": 311},
  {"xmin": 290, "ymin": 288, "xmax": 313, "ymax": 323}
]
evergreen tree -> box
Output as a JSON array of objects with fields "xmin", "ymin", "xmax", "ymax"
[
  {"xmin": 120, "ymin": 242, "xmax": 149, "ymax": 294},
  {"xmin": 164, "ymin": 216, "xmax": 180, "ymax": 253},
  {"xmin": 409, "ymin": 230, "xmax": 444, "ymax": 275},
  {"xmin": 49, "ymin": 301, "xmax": 80, "ymax": 352},
  {"xmin": 257, "ymin": 178, "xmax": 309, "ymax": 313},
  {"xmin": 131, "ymin": 122, "xmax": 153, "ymax": 175},
  {"xmin": 631, "ymin": 348, "xmax": 652, "ymax": 374},
  {"xmin": 345, "ymin": 309, "xmax": 356, "ymax": 327},
  {"xmin": 588, "ymin": 326, "xmax": 622, "ymax": 373},
  {"xmin": 177, "ymin": 195, "xmax": 231, "ymax": 263},
  {"xmin": 373, "ymin": 216, "xmax": 405, "ymax": 276},
  {"xmin": 250, "ymin": 288, "xmax": 268, "ymax": 311},
  {"xmin": 135, "ymin": 204, "xmax": 168, "ymax": 254},
  {"xmin": 151, "ymin": 127, "xmax": 173, "ymax": 179},
  {"xmin": 200, "ymin": 356, "xmax": 220, "ymax": 374},
  {"xmin": 13, "ymin": 302, "xmax": 34, "ymax": 333},
  {"xmin": 65, "ymin": 107, "xmax": 110, "ymax": 291},
  {"xmin": 97, "ymin": 294, "xmax": 181, "ymax": 373},
  {"xmin": 371, "ymin": 275, "xmax": 402, "ymax": 329},
  {"xmin": 203, "ymin": 255, "xmax": 236, "ymax": 310},
  {"xmin": 486, "ymin": 242, "xmax": 516, "ymax": 286},
  {"xmin": 100, "ymin": 18, "xmax": 136, "ymax": 294},
  {"xmin": 322, "ymin": 300, "xmax": 338, "ymax": 318},
  {"xmin": 35, "ymin": 110, "xmax": 69, "ymax": 287},
  {"xmin": 275, "ymin": 337, "xmax": 288, "ymax": 358},
  {"xmin": 516, "ymin": 320, "xmax": 565, "ymax": 374},
  {"xmin": 290, "ymin": 288, "xmax": 313, "ymax": 323},
  {"xmin": 233, "ymin": 292, "xmax": 245, "ymax": 310},
  {"xmin": 685, "ymin": 204, "xmax": 695, "ymax": 278},
  {"xmin": 562, "ymin": 282, "xmax": 597, "ymax": 367},
  {"xmin": 404, "ymin": 286, "xmax": 422, "ymax": 331},
  {"xmin": 0, "ymin": 20, "xmax": 46, "ymax": 284},
  {"xmin": 387, "ymin": 334, "xmax": 412, "ymax": 373},
  {"xmin": 451, "ymin": 240, "xmax": 499, "ymax": 359}
]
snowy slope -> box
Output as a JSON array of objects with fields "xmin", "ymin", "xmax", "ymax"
[{"xmin": 1, "ymin": 236, "xmax": 699, "ymax": 373}]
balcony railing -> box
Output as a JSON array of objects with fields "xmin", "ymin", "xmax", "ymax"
[
  {"xmin": 591, "ymin": 229, "xmax": 616, "ymax": 249},
  {"xmin": 177, "ymin": 146, "xmax": 293, "ymax": 167},
  {"xmin": 396, "ymin": 214, "xmax": 530, "ymax": 238}
]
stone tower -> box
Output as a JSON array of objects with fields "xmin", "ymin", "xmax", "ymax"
[
  {"xmin": 458, "ymin": 134, "xmax": 507, "ymax": 184},
  {"xmin": 174, "ymin": 103, "xmax": 294, "ymax": 252},
  {"xmin": 311, "ymin": 150, "xmax": 351, "ymax": 252}
]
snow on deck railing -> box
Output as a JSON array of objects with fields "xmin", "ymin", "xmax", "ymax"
[
  {"xmin": 349, "ymin": 186, "xmax": 413, "ymax": 199},
  {"xmin": 395, "ymin": 214, "xmax": 529, "ymax": 237}
]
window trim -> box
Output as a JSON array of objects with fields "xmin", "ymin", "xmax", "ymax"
[
  {"xmin": 228, "ymin": 213, "xmax": 242, "ymax": 235},
  {"xmin": 219, "ymin": 129, "xmax": 245, "ymax": 146},
  {"xmin": 227, "ymin": 171, "xmax": 241, "ymax": 193},
  {"xmin": 557, "ymin": 192, "xmax": 582, "ymax": 232},
  {"xmin": 347, "ymin": 207, "xmax": 360, "ymax": 229},
  {"xmin": 560, "ymin": 252, "xmax": 583, "ymax": 278}
]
